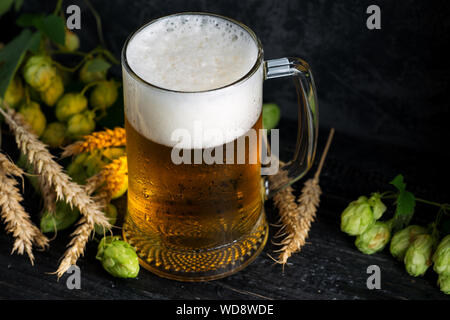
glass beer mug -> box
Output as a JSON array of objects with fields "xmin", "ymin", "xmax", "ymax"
[{"xmin": 121, "ymin": 12, "xmax": 318, "ymax": 281}]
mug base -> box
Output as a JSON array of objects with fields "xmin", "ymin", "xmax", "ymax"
[{"xmin": 122, "ymin": 209, "xmax": 268, "ymax": 282}]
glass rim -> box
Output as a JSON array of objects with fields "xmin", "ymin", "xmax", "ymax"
[{"xmin": 121, "ymin": 12, "xmax": 264, "ymax": 94}]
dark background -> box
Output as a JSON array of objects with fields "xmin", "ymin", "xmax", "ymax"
[{"xmin": 1, "ymin": 0, "xmax": 449, "ymax": 300}]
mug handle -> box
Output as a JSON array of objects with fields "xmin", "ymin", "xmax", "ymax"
[{"xmin": 264, "ymin": 57, "xmax": 319, "ymax": 198}]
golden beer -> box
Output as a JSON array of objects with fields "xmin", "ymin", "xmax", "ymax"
[{"xmin": 124, "ymin": 114, "xmax": 266, "ymax": 278}]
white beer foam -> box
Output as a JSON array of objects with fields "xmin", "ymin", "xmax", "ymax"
[
  {"xmin": 126, "ymin": 14, "xmax": 258, "ymax": 91},
  {"xmin": 124, "ymin": 14, "xmax": 263, "ymax": 149}
]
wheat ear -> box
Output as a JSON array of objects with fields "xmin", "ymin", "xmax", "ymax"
[
  {"xmin": 55, "ymin": 217, "xmax": 93, "ymax": 278},
  {"xmin": 0, "ymin": 153, "xmax": 49, "ymax": 264},
  {"xmin": 0, "ymin": 107, "xmax": 110, "ymax": 229},
  {"xmin": 61, "ymin": 127, "xmax": 126, "ymax": 158},
  {"xmin": 0, "ymin": 106, "xmax": 111, "ymax": 276},
  {"xmin": 273, "ymin": 128, "xmax": 335, "ymax": 266}
]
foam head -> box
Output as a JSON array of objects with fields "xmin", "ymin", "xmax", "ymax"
[{"xmin": 123, "ymin": 14, "xmax": 263, "ymax": 149}]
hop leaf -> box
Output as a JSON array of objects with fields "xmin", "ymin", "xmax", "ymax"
[{"xmin": 390, "ymin": 174, "xmax": 416, "ymax": 231}]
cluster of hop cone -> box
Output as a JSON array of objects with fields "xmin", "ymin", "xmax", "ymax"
[
  {"xmin": 341, "ymin": 195, "xmax": 450, "ymax": 295},
  {"xmin": 1, "ymin": 32, "xmax": 120, "ymax": 148},
  {"xmin": 0, "ymin": 102, "xmax": 137, "ymax": 278},
  {"xmin": 0, "ymin": 25, "xmax": 143, "ymax": 278}
]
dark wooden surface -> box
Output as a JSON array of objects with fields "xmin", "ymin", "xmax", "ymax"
[{"xmin": 1, "ymin": 120, "xmax": 449, "ymax": 300}]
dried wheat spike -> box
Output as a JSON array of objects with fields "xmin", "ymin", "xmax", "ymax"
[
  {"xmin": 0, "ymin": 165, "xmax": 49, "ymax": 265},
  {"xmin": 61, "ymin": 127, "xmax": 126, "ymax": 158},
  {"xmin": 54, "ymin": 217, "xmax": 93, "ymax": 278},
  {"xmin": 0, "ymin": 107, "xmax": 110, "ymax": 229},
  {"xmin": 271, "ymin": 128, "xmax": 334, "ymax": 266},
  {"xmin": 0, "ymin": 152, "xmax": 25, "ymax": 177},
  {"xmin": 0, "ymin": 106, "xmax": 111, "ymax": 276}
]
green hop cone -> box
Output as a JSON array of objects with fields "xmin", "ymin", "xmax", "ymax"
[
  {"xmin": 101, "ymin": 147, "xmax": 126, "ymax": 161},
  {"xmin": 84, "ymin": 152, "xmax": 107, "ymax": 177},
  {"xmin": 55, "ymin": 93, "xmax": 88, "ymax": 122},
  {"xmin": 95, "ymin": 204, "xmax": 118, "ymax": 235},
  {"xmin": 262, "ymin": 103, "xmax": 281, "ymax": 130},
  {"xmin": 66, "ymin": 110, "xmax": 96, "ymax": 140},
  {"xmin": 404, "ymin": 234, "xmax": 435, "ymax": 277},
  {"xmin": 90, "ymin": 80, "xmax": 119, "ymax": 110},
  {"xmin": 96, "ymin": 236, "xmax": 139, "ymax": 278},
  {"xmin": 41, "ymin": 122, "xmax": 67, "ymax": 148},
  {"xmin": 341, "ymin": 196, "xmax": 375, "ymax": 236},
  {"xmin": 67, "ymin": 151, "xmax": 110, "ymax": 185},
  {"xmin": 368, "ymin": 192, "xmax": 386, "ymax": 220},
  {"xmin": 390, "ymin": 225, "xmax": 428, "ymax": 261},
  {"xmin": 437, "ymin": 274, "xmax": 450, "ymax": 295},
  {"xmin": 40, "ymin": 74, "xmax": 64, "ymax": 107},
  {"xmin": 40, "ymin": 201, "xmax": 80, "ymax": 233},
  {"xmin": 433, "ymin": 235, "xmax": 450, "ymax": 276},
  {"xmin": 1, "ymin": 76, "xmax": 24, "ymax": 108},
  {"xmin": 18, "ymin": 101, "xmax": 46, "ymax": 137},
  {"xmin": 67, "ymin": 153, "xmax": 90, "ymax": 184},
  {"xmin": 16, "ymin": 153, "xmax": 40, "ymax": 193},
  {"xmin": 79, "ymin": 60, "xmax": 107, "ymax": 83},
  {"xmin": 355, "ymin": 220, "xmax": 393, "ymax": 254},
  {"xmin": 63, "ymin": 30, "xmax": 80, "ymax": 52},
  {"xmin": 22, "ymin": 55, "xmax": 57, "ymax": 92}
]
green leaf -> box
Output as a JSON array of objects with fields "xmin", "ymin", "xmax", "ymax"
[
  {"xmin": 87, "ymin": 57, "xmax": 111, "ymax": 73},
  {"xmin": 390, "ymin": 174, "xmax": 406, "ymax": 192},
  {"xmin": 14, "ymin": 0, "xmax": 24, "ymax": 11},
  {"xmin": 0, "ymin": 0, "xmax": 14, "ymax": 17},
  {"xmin": 390, "ymin": 174, "xmax": 416, "ymax": 231},
  {"xmin": 40, "ymin": 15, "xmax": 66, "ymax": 46},
  {"xmin": 0, "ymin": 29, "xmax": 35, "ymax": 98},
  {"xmin": 16, "ymin": 13, "xmax": 44, "ymax": 27},
  {"xmin": 16, "ymin": 14, "xmax": 65, "ymax": 46},
  {"xmin": 394, "ymin": 190, "xmax": 416, "ymax": 227},
  {"xmin": 28, "ymin": 31, "xmax": 42, "ymax": 53}
]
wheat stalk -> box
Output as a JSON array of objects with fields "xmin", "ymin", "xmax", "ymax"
[
  {"xmin": 0, "ymin": 106, "xmax": 111, "ymax": 276},
  {"xmin": 0, "ymin": 154, "xmax": 49, "ymax": 264},
  {"xmin": 61, "ymin": 127, "xmax": 126, "ymax": 158},
  {"xmin": 0, "ymin": 107, "xmax": 110, "ymax": 228},
  {"xmin": 55, "ymin": 217, "xmax": 93, "ymax": 278},
  {"xmin": 272, "ymin": 128, "xmax": 335, "ymax": 266}
]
